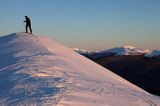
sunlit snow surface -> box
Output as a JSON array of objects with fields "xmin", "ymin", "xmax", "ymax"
[{"xmin": 0, "ymin": 33, "xmax": 160, "ymax": 106}]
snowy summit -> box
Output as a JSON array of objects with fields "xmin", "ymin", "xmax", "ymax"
[{"xmin": 0, "ymin": 33, "xmax": 160, "ymax": 106}]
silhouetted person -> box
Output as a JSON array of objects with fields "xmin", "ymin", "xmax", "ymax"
[{"xmin": 24, "ymin": 16, "xmax": 32, "ymax": 34}]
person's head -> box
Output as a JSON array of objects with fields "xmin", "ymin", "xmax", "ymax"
[{"xmin": 25, "ymin": 16, "xmax": 28, "ymax": 19}]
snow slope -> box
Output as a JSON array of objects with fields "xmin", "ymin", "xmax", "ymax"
[{"xmin": 0, "ymin": 33, "xmax": 160, "ymax": 106}]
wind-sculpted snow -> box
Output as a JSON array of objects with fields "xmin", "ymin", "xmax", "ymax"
[{"xmin": 0, "ymin": 33, "xmax": 160, "ymax": 106}]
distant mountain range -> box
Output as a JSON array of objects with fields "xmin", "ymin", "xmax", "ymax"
[
  {"xmin": 74, "ymin": 46, "xmax": 160, "ymax": 96},
  {"xmin": 74, "ymin": 46, "xmax": 160, "ymax": 58}
]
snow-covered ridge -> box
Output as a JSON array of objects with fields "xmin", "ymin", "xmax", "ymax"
[{"xmin": 0, "ymin": 33, "xmax": 160, "ymax": 106}]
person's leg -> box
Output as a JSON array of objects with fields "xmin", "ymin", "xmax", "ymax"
[
  {"xmin": 25, "ymin": 25, "xmax": 28, "ymax": 33},
  {"xmin": 29, "ymin": 25, "xmax": 32, "ymax": 34}
]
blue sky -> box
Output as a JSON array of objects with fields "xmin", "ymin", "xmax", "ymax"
[{"xmin": 0, "ymin": 0, "xmax": 160, "ymax": 50}]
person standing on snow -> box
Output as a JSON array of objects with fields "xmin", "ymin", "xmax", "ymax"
[{"xmin": 24, "ymin": 16, "xmax": 32, "ymax": 34}]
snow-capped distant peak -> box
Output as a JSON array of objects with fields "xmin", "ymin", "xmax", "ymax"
[
  {"xmin": 123, "ymin": 45, "xmax": 136, "ymax": 49},
  {"xmin": 146, "ymin": 50, "xmax": 160, "ymax": 57},
  {"xmin": 99, "ymin": 46, "xmax": 151, "ymax": 56},
  {"xmin": 73, "ymin": 48, "xmax": 96, "ymax": 54}
]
